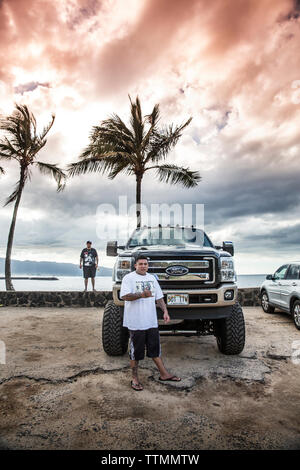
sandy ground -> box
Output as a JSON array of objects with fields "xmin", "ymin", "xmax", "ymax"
[{"xmin": 0, "ymin": 305, "xmax": 300, "ymax": 450}]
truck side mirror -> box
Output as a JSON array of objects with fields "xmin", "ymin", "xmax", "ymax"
[
  {"xmin": 107, "ymin": 241, "xmax": 118, "ymax": 257},
  {"xmin": 222, "ymin": 241, "xmax": 234, "ymax": 256},
  {"xmin": 266, "ymin": 274, "xmax": 274, "ymax": 280}
]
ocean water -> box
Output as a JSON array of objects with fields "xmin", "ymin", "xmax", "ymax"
[
  {"xmin": 236, "ymin": 274, "xmax": 267, "ymax": 288},
  {"xmin": 0, "ymin": 274, "xmax": 266, "ymax": 291}
]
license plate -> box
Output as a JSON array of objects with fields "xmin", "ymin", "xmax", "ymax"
[{"xmin": 167, "ymin": 293, "xmax": 189, "ymax": 305}]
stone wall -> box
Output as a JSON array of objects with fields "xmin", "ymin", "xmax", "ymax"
[
  {"xmin": 0, "ymin": 288, "xmax": 260, "ymax": 308},
  {"xmin": 237, "ymin": 288, "xmax": 260, "ymax": 306},
  {"xmin": 0, "ymin": 291, "xmax": 113, "ymax": 308}
]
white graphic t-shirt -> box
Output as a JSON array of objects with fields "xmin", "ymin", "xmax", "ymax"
[{"xmin": 120, "ymin": 271, "xmax": 164, "ymax": 330}]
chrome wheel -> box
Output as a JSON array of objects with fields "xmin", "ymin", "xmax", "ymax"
[
  {"xmin": 293, "ymin": 303, "xmax": 300, "ymax": 329},
  {"xmin": 261, "ymin": 291, "xmax": 275, "ymax": 313},
  {"xmin": 262, "ymin": 293, "xmax": 269, "ymax": 311}
]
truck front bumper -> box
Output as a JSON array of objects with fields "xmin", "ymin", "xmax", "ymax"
[{"xmin": 113, "ymin": 283, "xmax": 237, "ymax": 310}]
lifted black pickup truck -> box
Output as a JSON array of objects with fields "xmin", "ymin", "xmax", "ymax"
[{"xmin": 103, "ymin": 225, "xmax": 245, "ymax": 356}]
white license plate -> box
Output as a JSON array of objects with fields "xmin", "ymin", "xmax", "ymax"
[{"xmin": 167, "ymin": 293, "xmax": 189, "ymax": 305}]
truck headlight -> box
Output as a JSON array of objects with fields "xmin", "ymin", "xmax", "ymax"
[
  {"xmin": 220, "ymin": 257, "xmax": 235, "ymax": 282},
  {"xmin": 115, "ymin": 257, "xmax": 132, "ymax": 281}
]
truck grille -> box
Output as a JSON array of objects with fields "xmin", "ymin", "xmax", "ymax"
[{"xmin": 147, "ymin": 256, "xmax": 217, "ymax": 287}]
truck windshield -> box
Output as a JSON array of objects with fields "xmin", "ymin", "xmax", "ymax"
[{"xmin": 127, "ymin": 227, "xmax": 213, "ymax": 248}]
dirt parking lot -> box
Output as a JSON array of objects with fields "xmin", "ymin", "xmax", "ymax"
[{"xmin": 0, "ymin": 305, "xmax": 300, "ymax": 450}]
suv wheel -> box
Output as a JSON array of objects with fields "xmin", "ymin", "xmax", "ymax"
[
  {"xmin": 215, "ymin": 302, "xmax": 245, "ymax": 355},
  {"xmin": 292, "ymin": 300, "xmax": 300, "ymax": 331},
  {"xmin": 261, "ymin": 291, "xmax": 275, "ymax": 313},
  {"xmin": 102, "ymin": 301, "xmax": 129, "ymax": 356}
]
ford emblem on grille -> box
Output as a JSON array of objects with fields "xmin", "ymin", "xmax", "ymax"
[{"xmin": 165, "ymin": 265, "xmax": 189, "ymax": 276}]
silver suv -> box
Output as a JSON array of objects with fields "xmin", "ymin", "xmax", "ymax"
[{"xmin": 260, "ymin": 262, "xmax": 300, "ymax": 330}]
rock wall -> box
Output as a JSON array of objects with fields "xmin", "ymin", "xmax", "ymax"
[
  {"xmin": 0, "ymin": 288, "xmax": 260, "ymax": 308},
  {"xmin": 237, "ymin": 288, "xmax": 260, "ymax": 306},
  {"xmin": 0, "ymin": 291, "xmax": 113, "ymax": 308}
]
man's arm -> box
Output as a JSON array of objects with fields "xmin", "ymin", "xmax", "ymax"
[
  {"xmin": 156, "ymin": 297, "xmax": 167, "ymax": 313},
  {"xmin": 79, "ymin": 251, "xmax": 83, "ymax": 269},
  {"xmin": 94, "ymin": 250, "xmax": 99, "ymax": 268},
  {"xmin": 121, "ymin": 290, "xmax": 152, "ymax": 301},
  {"xmin": 156, "ymin": 296, "xmax": 170, "ymax": 323}
]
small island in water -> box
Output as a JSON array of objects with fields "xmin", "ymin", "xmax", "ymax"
[{"xmin": 0, "ymin": 276, "xmax": 59, "ymax": 280}]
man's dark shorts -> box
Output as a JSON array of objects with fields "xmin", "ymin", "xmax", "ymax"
[
  {"xmin": 83, "ymin": 266, "xmax": 96, "ymax": 279},
  {"xmin": 129, "ymin": 327, "xmax": 161, "ymax": 361}
]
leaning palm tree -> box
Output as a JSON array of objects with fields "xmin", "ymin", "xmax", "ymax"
[
  {"xmin": 68, "ymin": 96, "xmax": 201, "ymax": 228},
  {"xmin": 0, "ymin": 104, "xmax": 66, "ymax": 291}
]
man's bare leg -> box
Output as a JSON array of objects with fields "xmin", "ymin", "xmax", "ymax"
[
  {"xmin": 152, "ymin": 357, "xmax": 181, "ymax": 381},
  {"xmin": 84, "ymin": 278, "xmax": 88, "ymax": 291},
  {"xmin": 130, "ymin": 359, "xmax": 143, "ymax": 390},
  {"xmin": 91, "ymin": 277, "xmax": 96, "ymax": 291}
]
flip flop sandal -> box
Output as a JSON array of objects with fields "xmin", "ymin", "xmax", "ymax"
[
  {"xmin": 131, "ymin": 380, "xmax": 143, "ymax": 391},
  {"xmin": 158, "ymin": 376, "xmax": 181, "ymax": 382}
]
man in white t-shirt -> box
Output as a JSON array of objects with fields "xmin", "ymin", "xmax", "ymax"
[{"xmin": 120, "ymin": 255, "xmax": 181, "ymax": 391}]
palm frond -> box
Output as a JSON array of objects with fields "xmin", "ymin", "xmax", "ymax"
[
  {"xmin": 68, "ymin": 157, "xmax": 105, "ymax": 177},
  {"xmin": 101, "ymin": 114, "xmax": 135, "ymax": 143},
  {"xmin": 5, "ymin": 185, "xmax": 20, "ymax": 206},
  {"xmin": 152, "ymin": 163, "xmax": 201, "ymax": 188},
  {"xmin": 0, "ymin": 136, "xmax": 20, "ymax": 160},
  {"xmin": 78, "ymin": 117, "xmax": 137, "ymax": 166},
  {"xmin": 36, "ymin": 161, "xmax": 66, "ymax": 192},
  {"xmin": 141, "ymin": 103, "xmax": 160, "ymax": 156},
  {"xmin": 129, "ymin": 95, "xmax": 144, "ymax": 148},
  {"xmin": 145, "ymin": 117, "xmax": 192, "ymax": 164},
  {"xmin": 0, "ymin": 166, "xmax": 4, "ymax": 175},
  {"xmin": 145, "ymin": 103, "xmax": 160, "ymax": 127},
  {"xmin": 107, "ymin": 159, "xmax": 135, "ymax": 179},
  {"xmin": 39, "ymin": 114, "xmax": 55, "ymax": 141},
  {"xmin": 68, "ymin": 153, "xmax": 132, "ymax": 178},
  {"xmin": 4, "ymin": 168, "xmax": 27, "ymax": 206}
]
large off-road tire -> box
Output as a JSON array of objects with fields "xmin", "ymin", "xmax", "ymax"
[
  {"xmin": 215, "ymin": 302, "xmax": 245, "ymax": 355},
  {"xmin": 102, "ymin": 301, "xmax": 129, "ymax": 356},
  {"xmin": 261, "ymin": 290, "xmax": 275, "ymax": 313}
]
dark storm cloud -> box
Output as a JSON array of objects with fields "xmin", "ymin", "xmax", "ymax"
[
  {"xmin": 280, "ymin": 0, "xmax": 300, "ymax": 20},
  {"xmin": 135, "ymin": 164, "xmax": 299, "ymax": 225},
  {"xmin": 68, "ymin": 0, "xmax": 102, "ymax": 28},
  {"xmin": 242, "ymin": 223, "xmax": 300, "ymax": 246},
  {"xmin": 14, "ymin": 81, "xmax": 51, "ymax": 95}
]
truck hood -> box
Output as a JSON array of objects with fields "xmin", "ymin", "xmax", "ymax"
[{"xmin": 120, "ymin": 245, "xmax": 231, "ymax": 258}]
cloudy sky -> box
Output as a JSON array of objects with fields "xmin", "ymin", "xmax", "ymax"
[{"xmin": 0, "ymin": 0, "xmax": 300, "ymax": 274}]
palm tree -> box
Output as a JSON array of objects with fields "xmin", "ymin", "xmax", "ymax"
[
  {"xmin": 68, "ymin": 96, "xmax": 201, "ymax": 228},
  {"xmin": 0, "ymin": 104, "xmax": 66, "ymax": 291}
]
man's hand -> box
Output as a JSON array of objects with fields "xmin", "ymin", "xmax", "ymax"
[
  {"xmin": 79, "ymin": 264, "xmax": 82, "ymax": 269},
  {"xmin": 141, "ymin": 289, "xmax": 152, "ymax": 298},
  {"xmin": 163, "ymin": 310, "xmax": 170, "ymax": 324}
]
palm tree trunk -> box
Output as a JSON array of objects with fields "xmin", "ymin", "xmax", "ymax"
[
  {"xmin": 5, "ymin": 168, "xmax": 25, "ymax": 291},
  {"xmin": 136, "ymin": 173, "xmax": 142, "ymax": 228}
]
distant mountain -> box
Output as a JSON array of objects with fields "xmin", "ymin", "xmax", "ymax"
[{"xmin": 0, "ymin": 258, "xmax": 113, "ymax": 277}]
